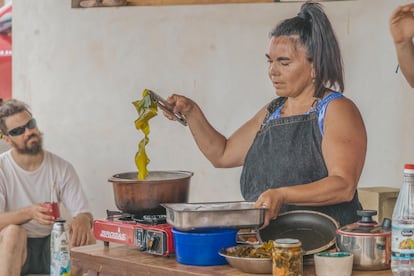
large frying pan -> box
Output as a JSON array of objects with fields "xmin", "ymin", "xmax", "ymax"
[{"xmin": 258, "ymin": 210, "xmax": 339, "ymax": 255}]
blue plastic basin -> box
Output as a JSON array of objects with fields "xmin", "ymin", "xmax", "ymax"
[{"xmin": 172, "ymin": 228, "xmax": 238, "ymax": 266}]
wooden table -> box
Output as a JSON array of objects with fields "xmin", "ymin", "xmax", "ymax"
[{"xmin": 71, "ymin": 243, "xmax": 393, "ymax": 276}]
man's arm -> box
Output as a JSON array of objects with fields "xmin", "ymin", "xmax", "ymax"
[{"xmin": 0, "ymin": 204, "xmax": 55, "ymax": 230}]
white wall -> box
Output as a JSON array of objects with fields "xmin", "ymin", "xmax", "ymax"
[{"xmin": 12, "ymin": 0, "xmax": 414, "ymax": 219}]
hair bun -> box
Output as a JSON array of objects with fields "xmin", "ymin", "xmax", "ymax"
[{"xmin": 297, "ymin": 11, "xmax": 311, "ymax": 22}]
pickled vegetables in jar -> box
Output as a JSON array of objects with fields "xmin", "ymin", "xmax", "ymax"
[{"xmin": 272, "ymin": 238, "xmax": 303, "ymax": 276}]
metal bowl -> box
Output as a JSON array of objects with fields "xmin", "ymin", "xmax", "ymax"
[{"xmin": 218, "ymin": 245, "xmax": 272, "ymax": 274}]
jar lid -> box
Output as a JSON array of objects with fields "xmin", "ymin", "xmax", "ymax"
[
  {"xmin": 274, "ymin": 238, "xmax": 302, "ymax": 248},
  {"xmin": 404, "ymin": 164, "xmax": 414, "ymax": 173},
  {"xmin": 405, "ymin": 164, "xmax": 414, "ymax": 170}
]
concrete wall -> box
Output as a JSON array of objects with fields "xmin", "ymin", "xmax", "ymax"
[{"xmin": 12, "ymin": 0, "xmax": 414, "ymax": 219}]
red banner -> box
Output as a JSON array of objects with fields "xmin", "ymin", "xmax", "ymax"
[{"xmin": 0, "ymin": 2, "xmax": 12, "ymax": 100}]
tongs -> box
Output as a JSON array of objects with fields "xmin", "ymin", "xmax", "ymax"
[{"xmin": 147, "ymin": 90, "xmax": 187, "ymax": 126}]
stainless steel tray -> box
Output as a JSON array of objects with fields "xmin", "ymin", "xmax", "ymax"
[{"xmin": 161, "ymin": 201, "xmax": 265, "ymax": 231}]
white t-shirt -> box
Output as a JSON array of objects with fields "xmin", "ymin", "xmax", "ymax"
[{"xmin": 0, "ymin": 150, "xmax": 91, "ymax": 238}]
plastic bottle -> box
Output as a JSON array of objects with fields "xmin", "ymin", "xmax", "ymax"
[{"xmin": 392, "ymin": 164, "xmax": 414, "ymax": 275}]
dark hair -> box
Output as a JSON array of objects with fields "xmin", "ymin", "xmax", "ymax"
[
  {"xmin": 269, "ymin": 1, "xmax": 344, "ymax": 98},
  {"xmin": 0, "ymin": 99, "xmax": 32, "ymax": 136}
]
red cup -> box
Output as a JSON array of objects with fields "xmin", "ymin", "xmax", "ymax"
[{"xmin": 42, "ymin": 202, "xmax": 60, "ymax": 220}]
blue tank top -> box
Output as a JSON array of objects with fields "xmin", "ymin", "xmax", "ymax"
[{"xmin": 265, "ymin": 91, "xmax": 344, "ymax": 136}]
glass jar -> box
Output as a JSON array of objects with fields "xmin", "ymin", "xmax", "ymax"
[{"xmin": 272, "ymin": 238, "xmax": 303, "ymax": 276}]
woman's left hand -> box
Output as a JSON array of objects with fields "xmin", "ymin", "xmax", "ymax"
[{"xmin": 254, "ymin": 188, "xmax": 285, "ymax": 228}]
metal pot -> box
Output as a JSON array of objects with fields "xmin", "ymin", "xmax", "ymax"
[
  {"xmin": 109, "ymin": 170, "xmax": 193, "ymax": 217},
  {"xmin": 336, "ymin": 210, "xmax": 391, "ymax": 271}
]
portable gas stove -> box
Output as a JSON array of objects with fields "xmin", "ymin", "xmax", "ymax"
[{"xmin": 93, "ymin": 210, "xmax": 174, "ymax": 256}]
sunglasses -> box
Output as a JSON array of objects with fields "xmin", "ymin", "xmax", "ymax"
[{"xmin": 7, "ymin": 118, "xmax": 37, "ymax": 136}]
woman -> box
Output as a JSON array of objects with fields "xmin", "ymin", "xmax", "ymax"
[{"xmin": 164, "ymin": 1, "xmax": 367, "ymax": 227}]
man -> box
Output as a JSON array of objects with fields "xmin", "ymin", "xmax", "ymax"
[
  {"xmin": 390, "ymin": 3, "xmax": 414, "ymax": 87},
  {"xmin": 0, "ymin": 98, "xmax": 94, "ymax": 276}
]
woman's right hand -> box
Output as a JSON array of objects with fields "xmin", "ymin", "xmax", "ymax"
[{"xmin": 165, "ymin": 94, "xmax": 197, "ymax": 119}]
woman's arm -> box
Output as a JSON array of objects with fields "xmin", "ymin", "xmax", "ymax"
[{"xmin": 166, "ymin": 94, "xmax": 267, "ymax": 168}]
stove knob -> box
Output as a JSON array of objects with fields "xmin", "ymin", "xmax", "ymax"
[
  {"xmin": 149, "ymin": 236, "xmax": 160, "ymax": 251},
  {"xmin": 136, "ymin": 229, "xmax": 146, "ymax": 251}
]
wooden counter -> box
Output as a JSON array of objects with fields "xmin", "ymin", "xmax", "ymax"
[{"xmin": 71, "ymin": 243, "xmax": 393, "ymax": 276}]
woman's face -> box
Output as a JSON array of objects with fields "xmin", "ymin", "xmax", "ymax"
[{"xmin": 266, "ymin": 36, "xmax": 315, "ymax": 98}]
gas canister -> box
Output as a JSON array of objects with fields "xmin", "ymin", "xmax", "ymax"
[{"xmin": 50, "ymin": 219, "xmax": 70, "ymax": 276}]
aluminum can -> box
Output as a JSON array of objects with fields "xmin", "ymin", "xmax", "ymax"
[
  {"xmin": 50, "ymin": 219, "xmax": 70, "ymax": 276},
  {"xmin": 272, "ymin": 238, "xmax": 303, "ymax": 276}
]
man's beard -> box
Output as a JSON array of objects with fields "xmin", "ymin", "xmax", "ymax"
[{"xmin": 11, "ymin": 133, "xmax": 43, "ymax": 155}]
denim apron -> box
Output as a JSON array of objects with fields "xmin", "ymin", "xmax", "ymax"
[{"xmin": 240, "ymin": 93, "xmax": 361, "ymax": 226}]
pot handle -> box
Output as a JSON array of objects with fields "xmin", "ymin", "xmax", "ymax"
[{"xmin": 382, "ymin": 218, "xmax": 392, "ymax": 230}]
